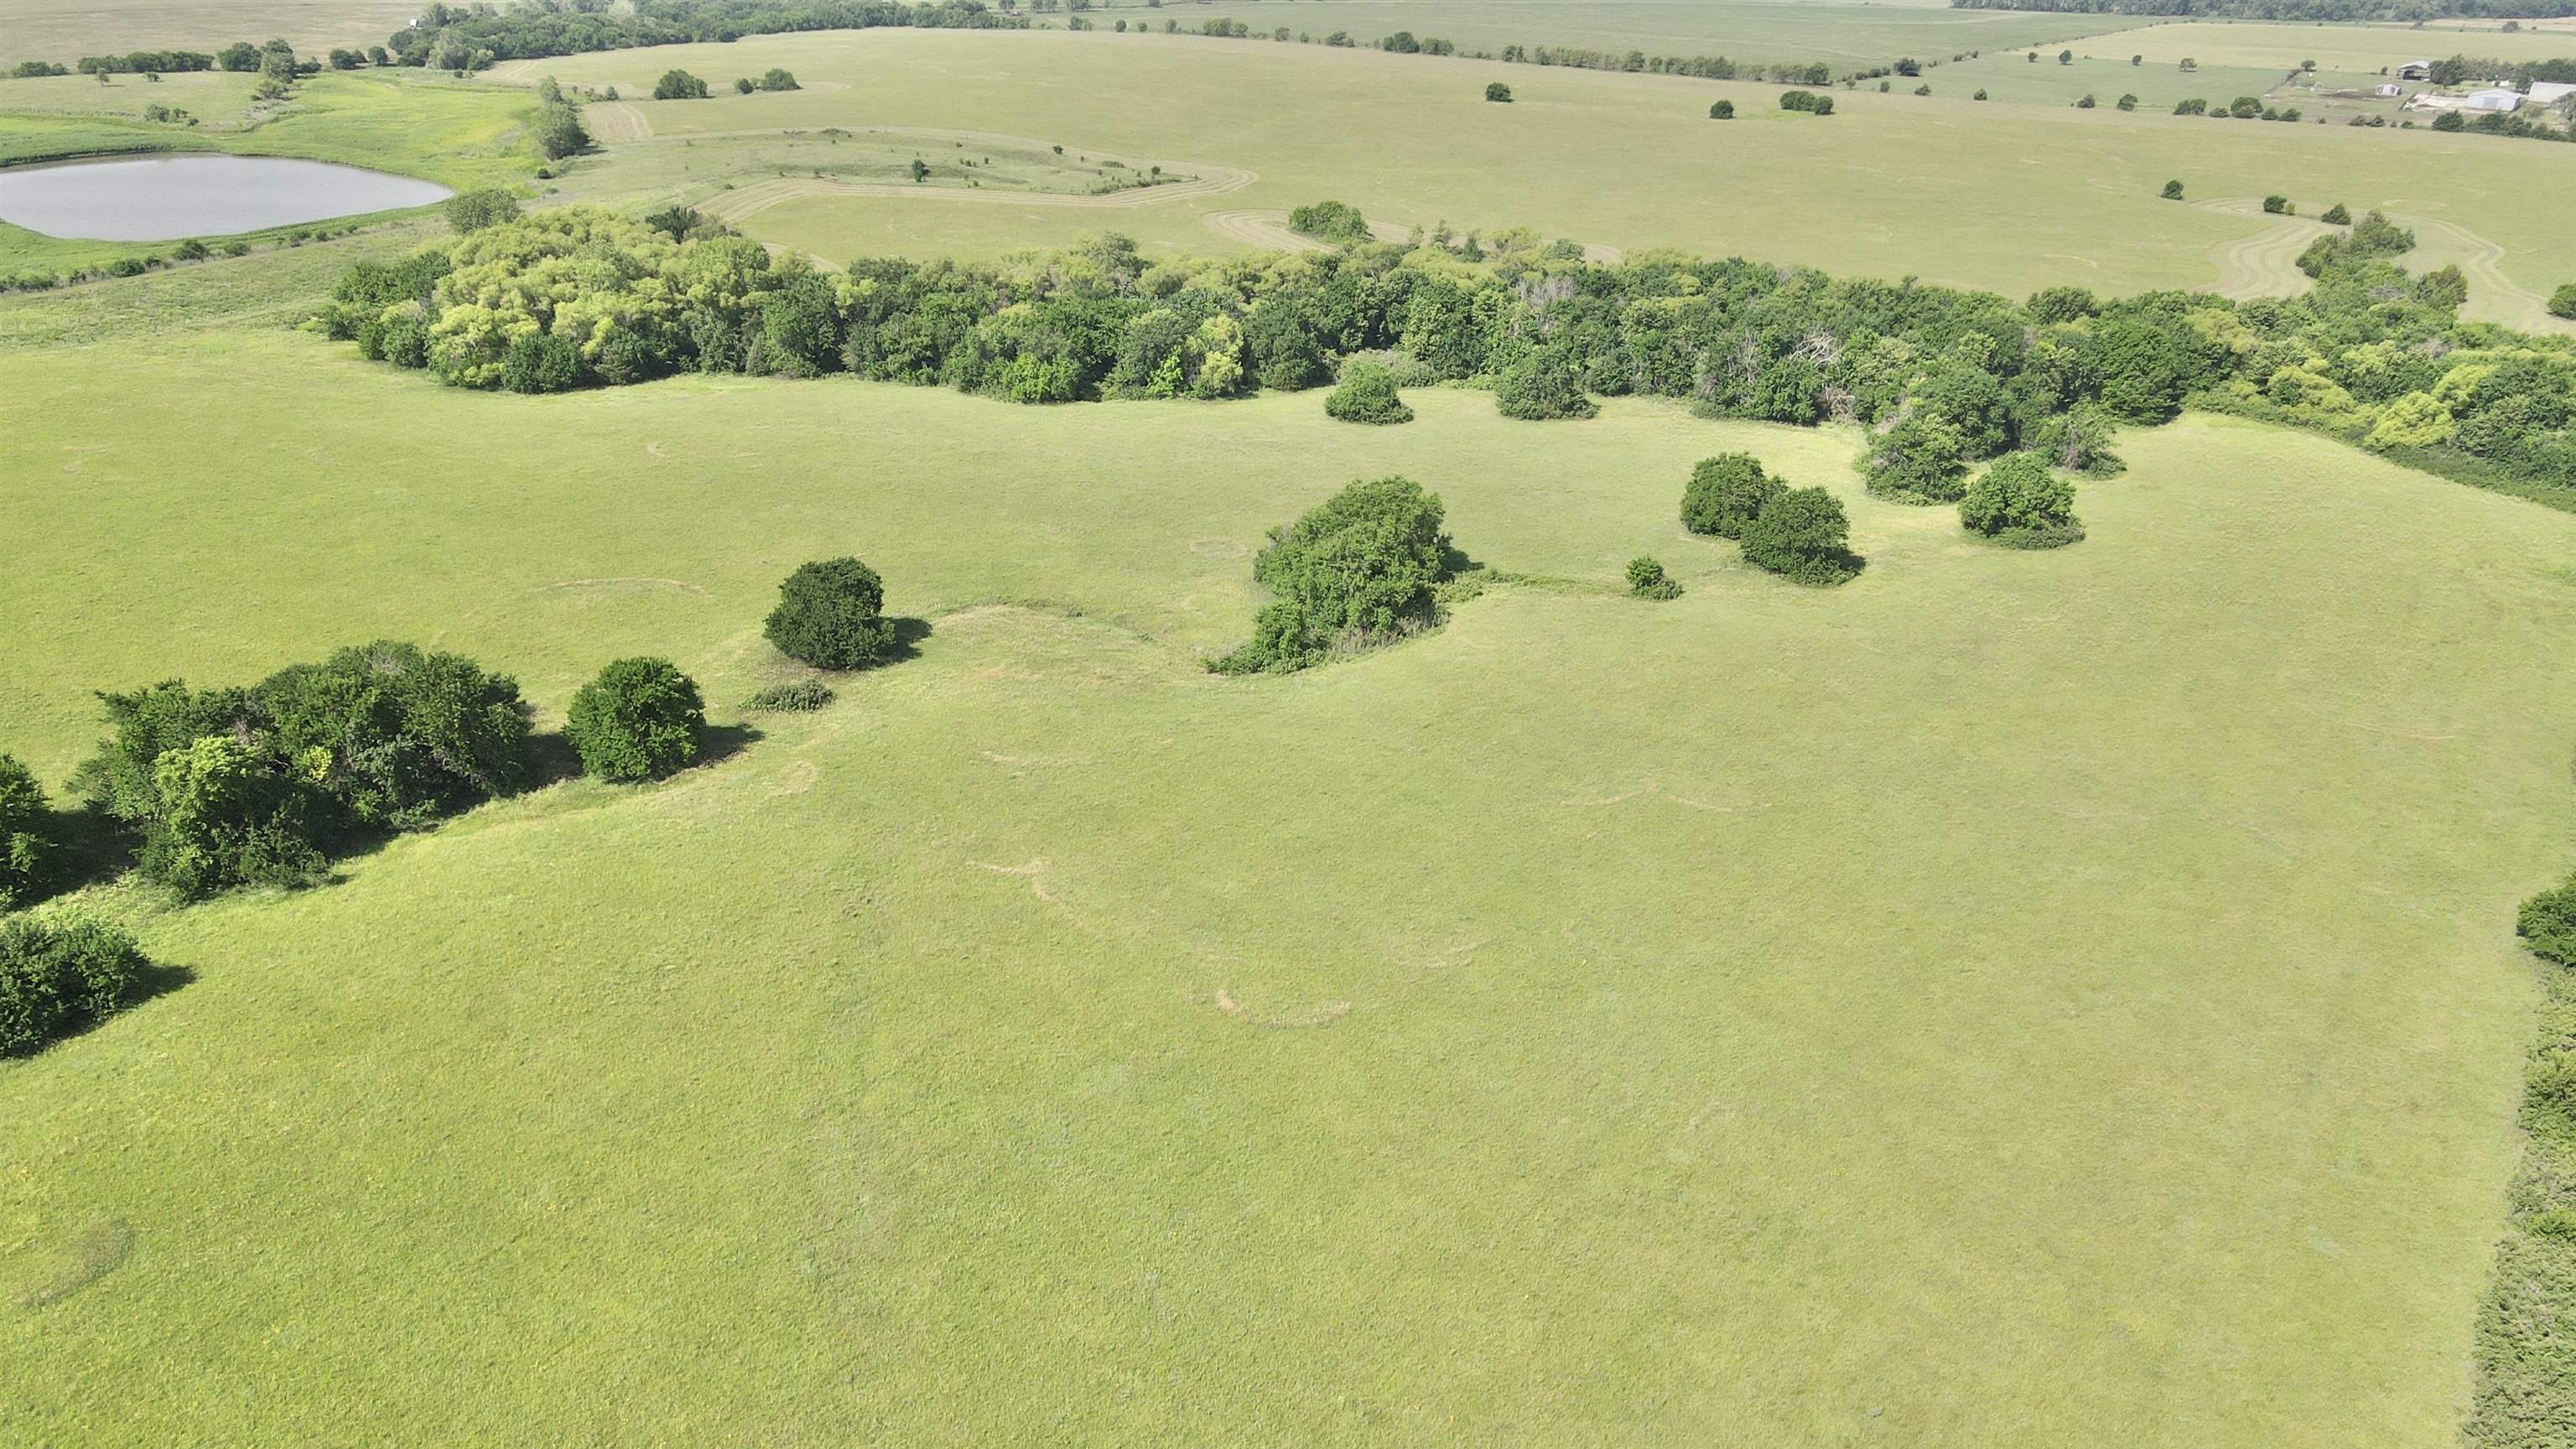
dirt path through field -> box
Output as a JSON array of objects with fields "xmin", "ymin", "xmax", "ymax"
[
  {"xmin": 581, "ymin": 101, "xmax": 650, "ymax": 144},
  {"xmin": 698, "ymin": 158, "xmax": 1256, "ymax": 227}
]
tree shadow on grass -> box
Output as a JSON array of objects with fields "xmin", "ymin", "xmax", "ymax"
[
  {"xmin": 8, "ymin": 805, "xmax": 133, "ymax": 912},
  {"xmin": 884, "ymin": 615, "xmax": 933, "ymax": 665},
  {"xmin": 695, "ymin": 722, "xmax": 762, "ymax": 770}
]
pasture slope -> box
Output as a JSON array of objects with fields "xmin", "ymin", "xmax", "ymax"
[
  {"xmin": 3, "ymin": 304, "xmax": 2575, "ymax": 1442},
  {"xmin": 514, "ymin": 29, "xmax": 2576, "ymax": 325}
]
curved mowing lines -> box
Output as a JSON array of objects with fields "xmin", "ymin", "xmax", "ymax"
[
  {"xmin": 580, "ymin": 100, "xmax": 651, "ymax": 144},
  {"xmin": 1199, "ymin": 208, "xmax": 1624, "ymax": 262},
  {"xmin": 2192, "ymin": 197, "xmax": 2572, "ymax": 332}
]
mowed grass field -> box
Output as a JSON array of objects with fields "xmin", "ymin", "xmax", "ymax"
[
  {"xmin": 1048, "ymin": 0, "xmax": 2150, "ymax": 65},
  {"xmin": 524, "ymin": 30, "xmax": 2576, "ymax": 326},
  {"xmin": 2, "ymin": 0, "xmax": 423, "ymax": 65},
  {"xmin": 4, "ymin": 309, "xmax": 2576, "ymax": 1441}
]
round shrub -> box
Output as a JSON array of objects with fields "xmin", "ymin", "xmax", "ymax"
[
  {"xmin": 1213, "ymin": 476, "xmax": 1451, "ymax": 674},
  {"xmin": 2522, "ymin": 875, "xmax": 2576, "ymax": 967},
  {"xmin": 2552, "ymin": 283, "xmax": 2576, "ymax": 322},
  {"xmin": 1710, "ymin": 99, "xmax": 1734, "ymax": 119},
  {"xmin": 766, "ymin": 558, "xmax": 896, "ymax": 669},
  {"xmin": 0, "ymin": 752, "xmax": 49, "ymax": 906},
  {"xmin": 1681, "ymin": 454, "xmax": 1783, "ymax": 538},
  {"xmin": 0, "ymin": 916, "xmax": 147, "ymax": 1055},
  {"xmin": 566, "ymin": 657, "xmax": 705, "ymax": 782},
  {"xmin": 2160, "ymin": 179, "xmax": 2184, "ymax": 200},
  {"xmin": 1493, "ymin": 349, "xmax": 1598, "ymax": 420},
  {"xmin": 1627, "ymin": 557, "xmax": 1681, "ymax": 600},
  {"xmin": 1324, "ymin": 361, "xmax": 1413, "ymax": 424},
  {"xmin": 1485, "ymin": 82, "xmax": 1513, "ymax": 102},
  {"xmin": 1739, "ymin": 486, "xmax": 1861, "ymax": 586},
  {"xmin": 1959, "ymin": 452, "xmax": 2083, "ymax": 548}
]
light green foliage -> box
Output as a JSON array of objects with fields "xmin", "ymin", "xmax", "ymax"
[
  {"xmin": 0, "ymin": 916, "xmax": 145, "ymax": 1055},
  {"xmin": 1323, "ymin": 360, "xmax": 1413, "ymax": 423},
  {"xmin": 1214, "ymin": 475, "xmax": 1451, "ymax": 673},
  {"xmin": 0, "ymin": 753, "xmax": 49, "ymax": 904},
  {"xmin": 441, "ymin": 188, "xmax": 518, "ymax": 234},
  {"xmin": 1285, "ymin": 200, "xmax": 1369, "ymax": 244},
  {"xmin": 1625, "ymin": 555, "xmax": 1680, "ymax": 599},
  {"xmin": 1959, "ymin": 451, "xmax": 2082, "ymax": 548},
  {"xmin": 2553, "ymin": 284, "xmax": 2576, "ymax": 322},
  {"xmin": 145, "ymin": 733, "xmax": 321, "ymax": 898},
  {"xmin": 567, "ymin": 657, "xmax": 705, "ymax": 782}
]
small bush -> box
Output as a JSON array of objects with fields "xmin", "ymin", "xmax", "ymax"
[
  {"xmin": 444, "ymin": 189, "xmax": 520, "ymax": 233},
  {"xmin": 1681, "ymin": 453, "xmax": 1782, "ymax": 538},
  {"xmin": 1286, "ymin": 200, "xmax": 1370, "ymax": 244},
  {"xmin": 1324, "ymin": 360, "xmax": 1413, "ymax": 423},
  {"xmin": 1485, "ymin": 81, "xmax": 1512, "ymax": 102},
  {"xmin": 567, "ymin": 657, "xmax": 704, "ymax": 782},
  {"xmin": 1493, "ymin": 348, "xmax": 1598, "ymax": 420},
  {"xmin": 1959, "ymin": 452, "xmax": 2083, "ymax": 548},
  {"xmin": 2320, "ymin": 202, "xmax": 2351, "ymax": 226},
  {"xmin": 0, "ymin": 753, "xmax": 50, "ymax": 906},
  {"xmin": 653, "ymin": 69, "xmax": 709, "ymax": 100},
  {"xmin": 1739, "ymin": 486, "xmax": 1860, "ymax": 586},
  {"xmin": 2522, "ymin": 875, "xmax": 2576, "ymax": 967},
  {"xmin": 743, "ymin": 679, "xmax": 835, "ymax": 713},
  {"xmin": 766, "ymin": 558, "xmax": 896, "ymax": 669},
  {"xmin": 2551, "ymin": 283, "xmax": 2576, "ymax": 322},
  {"xmin": 760, "ymin": 67, "xmax": 799, "ymax": 91},
  {"xmin": 0, "ymin": 917, "xmax": 148, "ymax": 1056},
  {"xmin": 2160, "ymin": 179, "xmax": 2184, "ymax": 200},
  {"xmin": 1213, "ymin": 476, "xmax": 1451, "ymax": 673},
  {"xmin": 2262, "ymin": 194, "xmax": 2293, "ymax": 216},
  {"xmin": 1627, "ymin": 557, "xmax": 1682, "ymax": 600},
  {"xmin": 1709, "ymin": 99, "xmax": 1734, "ymax": 119}
]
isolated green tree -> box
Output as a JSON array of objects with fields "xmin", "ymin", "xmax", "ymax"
[
  {"xmin": 1213, "ymin": 476, "xmax": 1452, "ymax": 673},
  {"xmin": 761, "ymin": 67, "xmax": 799, "ymax": 91},
  {"xmin": 766, "ymin": 558, "xmax": 896, "ymax": 669},
  {"xmin": 2549, "ymin": 283, "xmax": 2576, "ymax": 320},
  {"xmin": 652, "ymin": 69, "xmax": 709, "ymax": 100},
  {"xmin": 1709, "ymin": 99, "xmax": 1734, "ymax": 118},
  {"xmin": 1958, "ymin": 453, "xmax": 2082, "ymax": 547},
  {"xmin": 1739, "ymin": 486, "xmax": 1859, "ymax": 586},
  {"xmin": 2262, "ymin": 195, "xmax": 2293, "ymax": 215},
  {"xmin": 1324, "ymin": 361, "xmax": 1414, "ymax": 423},
  {"xmin": 567, "ymin": 658, "xmax": 704, "ymax": 782},
  {"xmin": 1680, "ymin": 454, "xmax": 1783, "ymax": 538},
  {"xmin": 2160, "ymin": 179, "xmax": 2184, "ymax": 200},
  {"xmin": 1485, "ymin": 81, "xmax": 1512, "ymax": 102},
  {"xmin": 1627, "ymin": 557, "xmax": 1681, "ymax": 600},
  {"xmin": 531, "ymin": 104, "xmax": 589, "ymax": 160}
]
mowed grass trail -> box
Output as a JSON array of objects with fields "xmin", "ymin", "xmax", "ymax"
[
  {"xmin": 5, "ymin": 328, "xmax": 2575, "ymax": 1442},
  {"xmin": 526, "ymin": 30, "xmax": 2576, "ymax": 324}
]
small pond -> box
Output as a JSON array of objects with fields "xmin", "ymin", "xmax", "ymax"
[{"xmin": 0, "ymin": 154, "xmax": 453, "ymax": 241}]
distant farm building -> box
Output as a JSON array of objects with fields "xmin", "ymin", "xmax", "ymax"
[
  {"xmin": 2376, "ymin": 82, "xmax": 2402, "ymax": 97},
  {"xmin": 2463, "ymin": 87, "xmax": 2524, "ymax": 111},
  {"xmin": 2531, "ymin": 80, "xmax": 2576, "ymax": 106},
  {"xmin": 2397, "ymin": 60, "xmax": 2433, "ymax": 80}
]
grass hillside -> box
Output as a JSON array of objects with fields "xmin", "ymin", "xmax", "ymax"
[{"xmin": 4, "ymin": 317, "xmax": 2574, "ymax": 1442}]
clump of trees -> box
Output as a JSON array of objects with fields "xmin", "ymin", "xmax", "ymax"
[
  {"xmin": 1958, "ymin": 453, "xmax": 2084, "ymax": 548},
  {"xmin": 1325, "ymin": 360, "xmax": 1413, "ymax": 423},
  {"xmin": 1739, "ymin": 487, "xmax": 1860, "ymax": 586},
  {"xmin": 766, "ymin": 558, "xmax": 897, "ymax": 669},
  {"xmin": 444, "ymin": 189, "xmax": 519, "ymax": 233},
  {"xmin": 2263, "ymin": 195, "xmax": 2294, "ymax": 215},
  {"xmin": 378, "ymin": 1, "xmax": 1029, "ymax": 75},
  {"xmin": 1709, "ymin": 100, "xmax": 1734, "ymax": 119},
  {"xmin": 2320, "ymin": 202, "xmax": 2352, "ymax": 226},
  {"xmin": 1213, "ymin": 476, "xmax": 1452, "ymax": 673},
  {"xmin": 1627, "ymin": 557, "xmax": 1681, "ymax": 600},
  {"xmin": 1286, "ymin": 200, "xmax": 1370, "ymax": 244},
  {"xmin": 653, "ymin": 68, "xmax": 709, "ymax": 99},
  {"xmin": 1681, "ymin": 454, "xmax": 1782, "ymax": 538},
  {"xmin": 1493, "ymin": 348, "xmax": 1598, "ymax": 419},
  {"xmin": 1779, "ymin": 89, "xmax": 1835, "ymax": 115},
  {"xmin": 2523, "ymin": 872, "xmax": 2576, "ymax": 967},
  {"xmin": 0, "ymin": 917, "xmax": 149, "ymax": 1056},
  {"xmin": 73, "ymin": 642, "xmax": 534, "ymax": 898},
  {"xmin": 1484, "ymin": 81, "xmax": 1512, "ymax": 102},
  {"xmin": 2552, "ymin": 283, "xmax": 2576, "ymax": 321},
  {"xmin": 567, "ymin": 658, "xmax": 704, "ymax": 782}
]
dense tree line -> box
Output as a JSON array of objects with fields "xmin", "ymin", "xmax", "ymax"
[
  {"xmin": 317, "ymin": 204, "xmax": 2576, "ymax": 505},
  {"xmin": 1950, "ymin": 0, "xmax": 2573, "ymax": 18},
  {"xmin": 386, "ymin": 0, "xmax": 1021, "ymax": 71}
]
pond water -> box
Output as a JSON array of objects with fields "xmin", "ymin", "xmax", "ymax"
[{"xmin": 0, "ymin": 154, "xmax": 453, "ymax": 242}]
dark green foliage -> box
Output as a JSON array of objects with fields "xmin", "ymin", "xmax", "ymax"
[
  {"xmin": 444, "ymin": 189, "xmax": 519, "ymax": 233},
  {"xmin": 0, "ymin": 917, "xmax": 147, "ymax": 1056},
  {"xmin": 643, "ymin": 205, "xmax": 713, "ymax": 242},
  {"xmin": 1213, "ymin": 476, "xmax": 1451, "ymax": 673},
  {"xmin": 0, "ymin": 754, "xmax": 50, "ymax": 906},
  {"xmin": 1627, "ymin": 557, "xmax": 1682, "ymax": 600},
  {"xmin": 531, "ymin": 103, "xmax": 589, "ymax": 160},
  {"xmin": 2320, "ymin": 202, "xmax": 2352, "ymax": 226},
  {"xmin": 1286, "ymin": 200, "xmax": 1370, "ymax": 244},
  {"xmin": 254, "ymin": 641, "xmax": 534, "ymax": 827},
  {"xmin": 1681, "ymin": 453, "xmax": 1782, "ymax": 538},
  {"xmin": 2160, "ymin": 179, "xmax": 2184, "ymax": 200},
  {"xmin": 1493, "ymin": 348, "xmax": 1598, "ymax": 419},
  {"xmin": 2548, "ymin": 283, "xmax": 2576, "ymax": 321},
  {"xmin": 2525, "ymin": 875, "xmax": 2576, "ymax": 968},
  {"xmin": 1779, "ymin": 89, "xmax": 1833, "ymax": 114},
  {"xmin": 1709, "ymin": 99, "xmax": 1734, "ymax": 118},
  {"xmin": 2433, "ymin": 109, "xmax": 2465, "ymax": 132},
  {"xmin": 653, "ymin": 69, "xmax": 709, "ymax": 100},
  {"xmin": 1485, "ymin": 81, "xmax": 1513, "ymax": 101},
  {"xmin": 761, "ymin": 67, "xmax": 799, "ymax": 91},
  {"xmin": 1739, "ymin": 486, "xmax": 1860, "ymax": 586},
  {"xmin": 1863, "ymin": 413, "xmax": 1971, "ymax": 501},
  {"xmin": 1960, "ymin": 452, "xmax": 2084, "ymax": 548},
  {"xmin": 766, "ymin": 558, "xmax": 896, "ymax": 669},
  {"xmin": 734, "ymin": 75, "xmax": 756, "ymax": 94},
  {"xmin": 743, "ymin": 679, "xmax": 835, "ymax": 713},
  {"xmin": 567, "ymin": 658, "xmax": 704, "ymax": 782},
  {"xmin": 501, "ymin": 331, "xmax": 584, "ymax": 393},
  {"xmin": 1324, "ymin": 361, "xmax": 1413, "ymax": 423},
  {"xmin": 2028, "ymin": 285, "xmax": 2097, "ymax": 324},
  {"xmin": 2466, "ymin": 952, "xmax": 2576, "ymax": 1447},
  {"xmin": 2262, "ymin": 194, "xmax": 2293, "ymax": 215}
]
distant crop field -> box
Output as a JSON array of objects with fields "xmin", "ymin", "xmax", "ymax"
[
  {"xmin": 2, "ymin": 0, "xmax": 425, "ymax": 65},
  {"xmin": 517, "ymin": 30, "xmax": 2576, "ymax": 328},
  {"xmin": 1052, "ymin": 0, "xmax": 2151, "ymax": 66},
  {"xmin": 4, "ymin": 316, "xmax": 2573, "ymax": 1441}
]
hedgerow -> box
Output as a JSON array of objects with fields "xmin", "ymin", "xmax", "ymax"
[{"xmin": 319, "ymin": 206, "xmax": 2576, "ymax": 507}]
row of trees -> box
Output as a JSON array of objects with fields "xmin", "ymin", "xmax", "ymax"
[
  {"xmin": 1947, "ymin": 0, "xmax": 2573, "ymax": 19},
  {"xmin": 386, "ymin": 0, "xmax": 1022, "ymax": 73},
  {"xmin": 317, "ymin": 204, "xmax": 2576, "ymax": 502}
]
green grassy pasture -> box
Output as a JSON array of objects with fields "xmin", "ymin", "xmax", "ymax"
[
  {"xmin": 1, "ymin": 0, "xmax": 423, "ymax": 67},
  {"xmin": 522, "ymin": 30, "xmax": 2576, "ymax": 326},
  {"xmin": 3, "ymin": 314, "xmax": 2575, "ymax": 1443},
  {"xmin": 1052, "ymin": 0, "xmax": 2152, "ymax": 65}
]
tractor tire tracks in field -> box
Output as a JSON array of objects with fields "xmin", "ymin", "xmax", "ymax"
[{"xmin": 2194, "ymin": 196, "xmax": 2570, "ymax": 333}]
